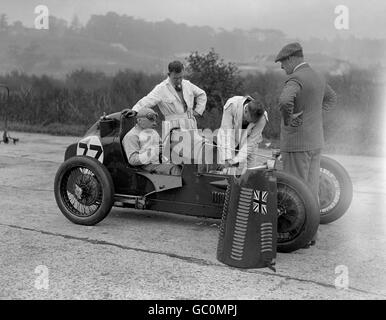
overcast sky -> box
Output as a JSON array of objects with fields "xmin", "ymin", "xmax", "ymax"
[{"xmin": 1, "ymin": 0, "xmax": 385, "ymax": 39}]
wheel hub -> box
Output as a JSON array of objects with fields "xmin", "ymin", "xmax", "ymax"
[
  {"xmin": 60, "ymin": 165, "xmax": 104, "ymax": 218},
  {"xmin": 74, "ymin": 184, "xmax": 83, "ymax": 200},
  {"xmin": 70, "ymin": 171, "xmax": 100, "ymax": 206},
  {"xmin": 276, "ymin": 184, "xmax": 306, "ymax": 243}
]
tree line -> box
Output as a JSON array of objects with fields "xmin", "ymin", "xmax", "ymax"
[{"xmin": 0, "ymin": 50, "xmax": 383, "ymax": 155}]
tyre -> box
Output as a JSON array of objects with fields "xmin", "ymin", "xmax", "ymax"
[
  {"xmin": 275, "ymin": 171, "xmax": 320, "ymax": 253},
  {"xmin": 54, "ymin": 156, "xmax": 114, "ymax": 226},
  {"xmin": 319, "ymin": 156, "xmax": 353, "ymax": 224}
]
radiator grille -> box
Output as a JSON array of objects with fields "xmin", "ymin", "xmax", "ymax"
[
  {"xmin": 212, "ymin": 191, "xmax": 225, "ymax": 204},
  {"xmin": 230, "ymin": 187, "xmax": 253, "ymax": 260},
  {"xmin": 217, "ymin": 178, "xmax": 231, "ymax": 258},
  {"xmin": 260, "ymin": 222, "xmax": 273, "ymax": 253}
]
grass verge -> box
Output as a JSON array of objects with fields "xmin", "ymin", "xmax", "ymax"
[{"xmin": 4, "ymin": 122, "xmax": 88, "ymax": 137}]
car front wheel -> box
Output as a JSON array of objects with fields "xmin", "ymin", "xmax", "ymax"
[{"xmin": 54, "ymin": 156, "xmax": 114, "ymax": 226}]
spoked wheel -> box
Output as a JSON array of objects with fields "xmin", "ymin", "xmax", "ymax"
[
  {"xmin": 319, "ymin": 156, "xmax": 353, "ymax": 224},
  {"xmin": 275, "ymin": 171, "xmax": 320, "ymax": 253},
  {"xmin": 62, "ymin": 167, "xmax": 103, "ymax": 216},
  {"xmin": 54, "ymin": 156, "xmax": 114, "ymax": 225}
]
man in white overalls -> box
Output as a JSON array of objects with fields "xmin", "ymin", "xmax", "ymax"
[
  {"xmin": 131, "ymin": 61, "xmax": 207, "ymax": 165},
  {"xmin": 217, "ymin": 96, "xmax": 268, "ymax": 174}
]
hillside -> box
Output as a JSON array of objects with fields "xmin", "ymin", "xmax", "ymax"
[
  {"xmin": 0, "ymin": 31, "xmax": 168, "ymax": 76},
  {"xmin": 0, "ymin": 12, "xmax": 385, "ymax": 77}
]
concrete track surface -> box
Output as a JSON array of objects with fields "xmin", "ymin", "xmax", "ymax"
[{"xmin": 0, "ymin": 132, "xmax": 385, "ymax": 299}]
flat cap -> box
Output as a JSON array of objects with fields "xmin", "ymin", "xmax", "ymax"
[{"xmin": 275, "ymin": 42, "xmax": 303, "ymax": 62}]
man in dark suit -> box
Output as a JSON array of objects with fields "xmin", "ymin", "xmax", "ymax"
[{"xmin": 275, "ymin": 42, "xmax": 337, "ymax": 245}]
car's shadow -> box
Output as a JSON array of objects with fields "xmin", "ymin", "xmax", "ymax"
[{"xmin": 108, "ymin": 206, "xmax": 220, "ymax": 229}]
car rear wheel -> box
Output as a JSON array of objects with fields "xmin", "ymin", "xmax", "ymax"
[
  {"xmin": 319, "ymin": 156, "xmax": 353, "ymax": 224},
  {"xmin": 275, "ymin": 171, "xmax": 320, "ymax": 253},
  {"xmin": 54, "ymin": 156, "xmax": 114, "ymax": 226}
]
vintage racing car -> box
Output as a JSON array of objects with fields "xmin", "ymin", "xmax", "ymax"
[{"xmin": 54, "ymin": 110, "xmax": 353, "ymax": 253}]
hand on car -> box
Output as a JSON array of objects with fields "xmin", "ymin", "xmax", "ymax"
[{"xmin": 122, "ymin": 108, "xmax": 137, "ymax": 118}]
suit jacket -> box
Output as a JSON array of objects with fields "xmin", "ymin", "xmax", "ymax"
[{"xmin": 278, "ymin": 63, "xmax": 337, "ymax": 152}]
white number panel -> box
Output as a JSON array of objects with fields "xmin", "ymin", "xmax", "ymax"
[{"xmin": 76, "ymin": 135, "xmax": 104, "ymax": 163}]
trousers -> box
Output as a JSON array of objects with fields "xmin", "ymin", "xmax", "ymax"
[{"xmin": 281, "ymin": 149, "xmax": 321, "ymax": 201}]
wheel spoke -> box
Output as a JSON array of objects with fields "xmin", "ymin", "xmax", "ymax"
[{"xmin": 277, "ymin": 183, "xmax": 306, "ymax": 243}]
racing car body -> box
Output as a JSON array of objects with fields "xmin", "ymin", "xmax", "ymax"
[
  {"xmin": 64, "ymin": 111, "xmax": 232, "ymax": 218},
  {"xmin": 55, "ymin": 110, "xmax": 352, "ymax": 252}
]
